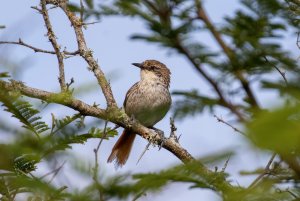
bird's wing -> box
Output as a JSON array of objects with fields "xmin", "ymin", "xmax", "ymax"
[{"xmin": 123, "ymin": 82, "xmax": 139, "ymax": 108}]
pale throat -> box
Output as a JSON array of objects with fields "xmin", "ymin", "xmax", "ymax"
[{"xmin": 140, "ymin": 70, "xmax": 167, "ymax": 86}]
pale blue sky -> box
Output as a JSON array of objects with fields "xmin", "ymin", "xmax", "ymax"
[{"xmin": 0, "ymin": 1, "xmax": 288, "ymax": 200}]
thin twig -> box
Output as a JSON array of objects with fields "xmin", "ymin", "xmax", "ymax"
[
  {"xmin": 297, "ymin": 32, "xmax": 300, "ymax": 49},
  {"xmin": 136, "ymin": 142, "xmax": 151, "ymax": 165},
  {"xmin": 0, "ymin": 39, "xmax": 55, "ymax": 54},
  {"xmin": 0, "ymin": 39, "xmax": 80, "ymax": 55},
  {"xmin": 93, "ymin": 121, "xmax": 108, "ymax": 178},
  {"xmin": 213, "ymin": 114, "xmax": 246, "ymax": 136},
  {"xmin": 248, "ymin": 153, "xmax": 276, "ymax": 188},
  {"xmin": 286, "ymin": 188, "xmax": 299, "ymax": 198},
  {"xmin": 93, "ymin": 121, "xmax": 108, "ymax": 201},
  {"xmin": 48, "ymin": 161, "xmax": 66, "ymax": 183},
  {"xmin": 39, "ymin": 161, "xmax": 66, "ymax": 181},
  {"xmin": 263, "ymin": 56, "xmax": 288, "ymax": 85},
  {"xmin": 41, "ymin": 0, "xmax": 67, "ymax": 91}
]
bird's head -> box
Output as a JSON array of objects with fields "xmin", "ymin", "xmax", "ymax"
[{"xmin": 132, "ymin": 60, "xmax": 171, "ymax": 87}]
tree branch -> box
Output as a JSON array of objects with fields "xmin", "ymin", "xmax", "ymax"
[
  {"xmin": 0, "ymin": 79, "xmax": 194, "ymax": 165},
  {"xmin": 195, "ymin": 0, "xmax": 259, "ymax": 109},
  {"xmin": 45, "ymin": 0, "xmax": 117, "ymax": 108},
  {"xmin": 41, "ymin": 0, "xmax": 67, "ymax": 91}
]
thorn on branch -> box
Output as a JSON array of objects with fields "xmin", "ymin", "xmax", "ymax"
[
  {"xmin": 221, "ymin": 156, "xmax": 231, "ymax": 173},
  {"xmin": 92, "ymin": 102, "xmax": 100, "ymax": 108},
  {"xmin": 66, "ymin": 77, "xmax": 74, "ymax": 90},
  {"xmin": 82, "ymin": 21, "xmax": 101, "ymax": 27},
  {"xmin": 169, "ymin": 117, "xmax": 180, "ymax": 142},
  {"xmin": 49, "ymin": 5, "xmax": 59, "ymax": 10},
  {"xmin": 31, "ymin": 6, "xmax": 42, "ymax": 13},
  {"xmin": 111, "ymin": 125, "xmax": 120, "ymax": 131}
]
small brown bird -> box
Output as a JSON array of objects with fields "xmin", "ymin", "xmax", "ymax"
[{"xmin": 107, "ymin": 60, "xmax": 171, "ymax": 167}]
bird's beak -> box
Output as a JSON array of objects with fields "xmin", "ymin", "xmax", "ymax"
[{"xmin": 132, "ymin": 63, "xmax": 143, "ymax": 68}]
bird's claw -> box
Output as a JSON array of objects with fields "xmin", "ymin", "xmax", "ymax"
[{"xmin": 151, "ymin": 127, "xmax": 166, "ymax": 150}]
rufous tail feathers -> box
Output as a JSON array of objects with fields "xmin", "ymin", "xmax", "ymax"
[{"xmin": 107, "ymin": 129, "xmax": 136, "ymax": 167}]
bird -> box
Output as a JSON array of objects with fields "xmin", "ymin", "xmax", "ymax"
[{"xmin": 107, "ymin": 60, "xmax": 171, "ymax": 167}]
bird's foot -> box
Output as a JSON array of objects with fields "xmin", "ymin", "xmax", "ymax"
[{"xmin": 150, "ymin": 127, "xmax": 166, "ymax": 150}]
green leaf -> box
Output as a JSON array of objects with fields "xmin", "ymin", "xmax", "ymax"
[
  {"xmin": 84, "ymin": 0, "xmax": 94, "ymax": 9},
  {"xmin": 0, "ymin": 72, "xmax": 10, "ymax": 78},
  {"xmin": 247, "ymin": 105, "xmax": 300, "ymax": 154},
  {"xmin": 67, "ymin": 3, "xmax": 82, "ymax": 13}
]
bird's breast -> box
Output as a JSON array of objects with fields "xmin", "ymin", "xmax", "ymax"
[{"xmin": 125, "ymin": 80, "xmax": 171, "ymax": 127}]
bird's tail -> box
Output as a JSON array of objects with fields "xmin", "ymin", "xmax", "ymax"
[{"xmin": 107, "ymin": 129, "xmax": 136, "ymax": 167}]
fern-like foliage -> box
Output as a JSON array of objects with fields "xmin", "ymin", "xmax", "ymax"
[
  {"xmin": 0, "ymin": 93, "xmax": 49, "ymax": 137},
  {"xmin": 13, "ymin": 154, "xmax": 38, "ymax": 174},
  {"xmin": 96, "ymin": 160, "xmax": 228, "ymax": 200},
  {"xmin": 50, "ymin": 113, "xmax": 82, "ymax": 135},
  {"xmin": 43, "ymin": 127, "xmax": 118, "ymax": 156}
]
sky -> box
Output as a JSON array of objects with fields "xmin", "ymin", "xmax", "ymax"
[{"xmin": 0, "ymin": 0, "xmax": 291, "ymax": 200}]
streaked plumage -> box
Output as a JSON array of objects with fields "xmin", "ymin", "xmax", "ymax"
[{"xmin": 107, "ymin": 60, "xmax": 171, "ymax": 167}]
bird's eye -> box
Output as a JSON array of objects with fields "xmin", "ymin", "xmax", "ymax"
[{"xmin": 150, "ymin": 66, "xmax": 156, "ymax": 70}]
